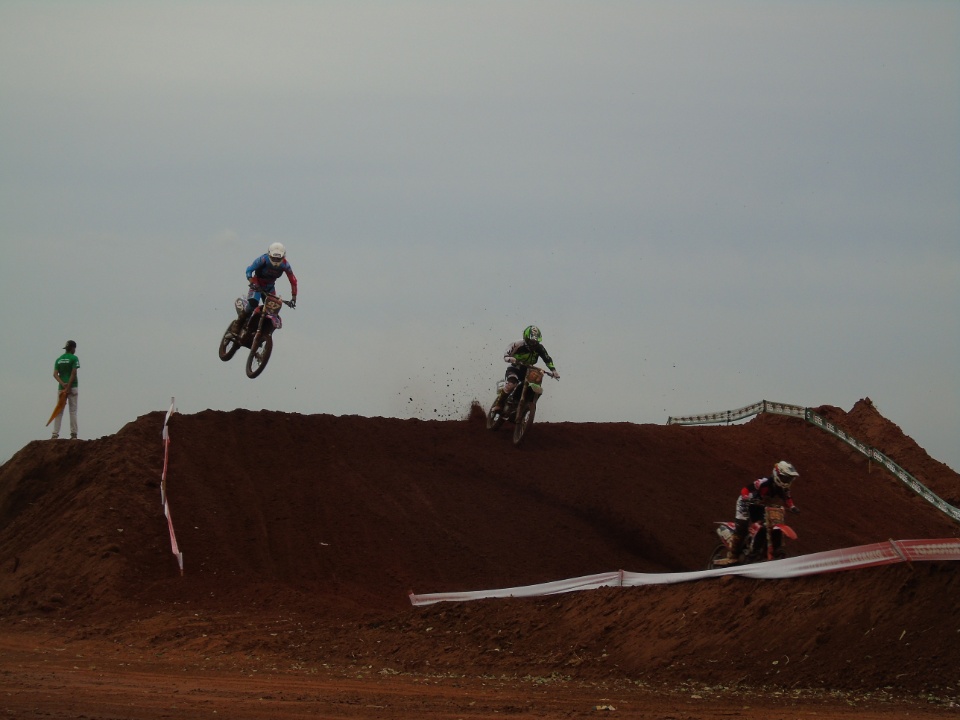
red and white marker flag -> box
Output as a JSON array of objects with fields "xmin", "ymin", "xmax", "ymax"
[{"xmin": 161, "ymin": 397, "xmax": 183, "ymax": 574}]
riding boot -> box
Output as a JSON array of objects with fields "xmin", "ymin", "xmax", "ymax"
[
  {"xmin": 715, "ymin": 521, "xmax": 747, "ymax": 566},
  {"xmin": 234, "ymin": 305, "xmax": 254, "ymax": 335},
  {"xmin": 726, "ymin": 532, "xmax": 744, "ymax": 562}
]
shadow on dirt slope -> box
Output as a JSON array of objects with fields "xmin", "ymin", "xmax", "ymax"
[{"xmin": 0, "ymin": 398, "xmax": 957, "ymax": 692}]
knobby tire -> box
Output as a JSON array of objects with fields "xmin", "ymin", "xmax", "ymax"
[
  {"xmin": 706, "ymin": 544, "xmax": 728, "ymax": 570},
  {"xmin": 486, "ymin": 403, "xmax": 505, "ymax": 430},
  {"xmin": 218, "ymin": 323, "xmax": 240, "ymax": 361},
  {"xmin": 513, "ymin": 401, "xmax": 536, "ymax": 446},
  {"xmin": 245, "ymin": 334, "xmax": 273, "ymax": 378}
]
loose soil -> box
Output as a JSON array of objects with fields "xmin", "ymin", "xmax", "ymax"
[{"xmin": 1, "ymin": 398, "xmax": 958, "ymax": 718}]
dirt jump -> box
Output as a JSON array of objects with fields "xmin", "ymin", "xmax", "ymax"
[{"xmin": 1, "ymin": 398, "xmax": 958, "ymax": 718}]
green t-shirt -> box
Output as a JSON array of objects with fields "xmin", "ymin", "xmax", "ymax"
[{"xmin": 55, "ymin": 352, "xmax": 80, "ymax": 388}]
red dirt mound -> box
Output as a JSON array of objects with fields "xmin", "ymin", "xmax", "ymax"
[
  {"xmin": 815, "ymin": 398, "xmax": 960, "ymax": 505},
  {"xmin": 0, "ymin": 400, "xmax": 958, "ymax": 707}
]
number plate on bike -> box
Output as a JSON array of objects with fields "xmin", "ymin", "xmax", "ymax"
[
  {"xmin": 766, "ymin": 506, "xmax": 785, "ymax": 525},
  {"xmin": 527, "ymin": 368, "xmax": 544, "ymax": 383}
]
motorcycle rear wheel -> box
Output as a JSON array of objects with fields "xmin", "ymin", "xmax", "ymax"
[
  {"xmin": 245, "ymin": 335, "xmax": 273, "ymax": 378},
  {"xmin": 486, "ymin": 402, "xmax": 505, "ymax": 430},
  {"xmin": 218, "ymin": 323, "xmax": 241, "ymax": 361},
  {"xmin": 512, "ymin": 402, "xmax": 536, "ymax": 446},
  {"xmin": 706, "ymin": 544, "xmax": 730, "ymax": 570}
]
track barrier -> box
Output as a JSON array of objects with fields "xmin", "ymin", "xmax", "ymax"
[
  {"xmin": 160, "ymin": 397, "xmax": 184, "ymax": 574},
  {"xmin": 408, "ymin": 538, "xmax": 960, "ymax": 606},
  {"xmin": 667, "ymin": 399, "xmax": 960, "ymax": 524},
  {"xmin": 411, "ymin": 401, "xmax": 960, "ymax": 606}
]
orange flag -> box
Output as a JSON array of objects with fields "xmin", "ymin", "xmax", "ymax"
[{"xmin": 46, "ymin": 389, "xmax": 68, "ymax": 426}]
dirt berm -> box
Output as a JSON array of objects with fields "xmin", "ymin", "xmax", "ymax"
[{"xmin": 1, "ymin": 398, "xmax": 958, "ymax": 695}]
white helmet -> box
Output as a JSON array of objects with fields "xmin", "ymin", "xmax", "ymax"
[
  {"xmin": 772, "ymin": 460, "xmax": 799, "ymax": 489},
  {"xmin": 267, "ymin": 242, "xmax": 286, "ymax": 267}
]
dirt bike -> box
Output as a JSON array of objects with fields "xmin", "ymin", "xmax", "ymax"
[
  {"xmin": 706, "ymin": 503, "xmax": 798, "ymax": 569},
  {"xmin": 218, "ymin": 290, "xmax": 293, "ymax": 378},
  {"xmin": 485, "ymin": 365, "xmax": 558, "ymax": 446}
]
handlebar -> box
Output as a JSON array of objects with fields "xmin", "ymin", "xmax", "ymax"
[
  {"xmin": 517, "ymin": 364, "xmax": 559, "ymax": 380},
  {"xmin": 249, "ymin": 284, "xmax": 295, "ymax": 308}
]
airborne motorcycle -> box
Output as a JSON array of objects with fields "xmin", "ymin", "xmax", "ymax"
[
  {"xmin": 706, "ymin": 503, "xmax": 798, "ymax": 569},
  {"xmin": 485, "ymin": 365, "xmax": 558, "ymax": 446},
  {"xmin": 218, "ymin": 291, "xmax": 293, "ymax": 378}
]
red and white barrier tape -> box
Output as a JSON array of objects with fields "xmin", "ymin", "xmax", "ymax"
[
  {"xmin": 408, "ymin": 538, "xmax": 960, "ymax": 606},
  {"xmin": 161, "ymin": 397, "xmax": 184, "ymax": 574}
]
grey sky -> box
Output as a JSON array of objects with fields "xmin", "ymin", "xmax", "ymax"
[{"xmin": 2, "ymin": 2, "xmax": 958, "ymax": 471}]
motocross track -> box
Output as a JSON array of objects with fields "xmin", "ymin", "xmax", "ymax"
[{"xmin": 1, "ymin": 398, "xmax": 958, "ymax": 718}]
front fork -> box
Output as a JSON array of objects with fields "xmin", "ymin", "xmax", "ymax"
[
  {"xmin": 496, "ymin": 377, "xmax": 536, "ymax": 422},
  {"xmin": 236, "ymin": 299, "xmax": 270, "ymax": 348},
  {"xmin": 500, "ymin": 380, "xmax": 528, "ymax": 422},
  {"xmin": 250, "ymin": 313, "xmax": 269, "ymax": 350},
  {"xmin": 512, "ymin": 381, "xmax": 535, "ymax": 423}
]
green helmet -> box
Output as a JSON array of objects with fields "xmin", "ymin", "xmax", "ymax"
[{"xmin": 523, "ymin": 325, "xmax": 542, "ymax": 345}]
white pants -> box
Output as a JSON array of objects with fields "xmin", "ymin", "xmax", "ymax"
[{"xmin": 53, "ymin": 387, "xmax": 79, "ymax": 437}]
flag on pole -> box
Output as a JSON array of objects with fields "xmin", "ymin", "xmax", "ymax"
[{"xmin": 46, "ymin": 389, "xmax": 68, "ymax": 426}]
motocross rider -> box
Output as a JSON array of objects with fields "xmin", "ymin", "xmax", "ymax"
[
  {"xmin": 491, "ymin": 325, "xmax": 560, "ymax": 414},
  {"xmin": 714, "ymin": 460, "xmax": 800, "ymax": 566},
  {"xmin": 233, "ymin": 242, "xmax": 298, "ymax": 333}
]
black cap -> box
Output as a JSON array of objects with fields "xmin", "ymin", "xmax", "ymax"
[{"xmin": 63, "ymin": 340, "xmax": 76, "ymax": 350}]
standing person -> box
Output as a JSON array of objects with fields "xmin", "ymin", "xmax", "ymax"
[
  {"xmin": 491, "ymin": 325, "xmax": 560, "ymax": 413},
  {"xmin": 232, "ymin": 242, "xmax": 298, "ymax": 333},
  {"xmin": 714, "ymin": 460, "xmax": 800, "ymax": 566},
  {"xmin": 52, "ymin": 340, "xmax": 80, "ymax": 439}
]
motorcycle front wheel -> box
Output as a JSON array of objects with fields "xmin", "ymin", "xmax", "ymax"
[
  {"xmin": 218, "ymin": 322, "xmax": 240, "ymax": 361},
  {"xmin": 245, "ymin": 334, "xmax": 273, "ymax": 378},
  {"xmin": 512, "ymin": 401, "xmax": 536, "ymax": 446},
  {"xmin": 770, "ymin": 532, "xmax": 787, "ymax": 560}
]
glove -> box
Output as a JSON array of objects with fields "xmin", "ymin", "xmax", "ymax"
[
  {"xmin": 288, "ymin": 297, "xmax": 297, "ymax": 308},
  {"xmin": 789, "ymin": 505, "xmax": 800, "ymax": 514},
  {"xmin": 551, "ymin": 369, "xmax": 560, "ymax": 380},
  {"xmin": 506, "ymin": 356, "xmax": 517, "ymax": 364}
]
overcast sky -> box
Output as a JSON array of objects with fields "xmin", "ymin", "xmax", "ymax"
[{"xmin": 2, "ymin": 1, "xmax": 958, "ymax": 474}]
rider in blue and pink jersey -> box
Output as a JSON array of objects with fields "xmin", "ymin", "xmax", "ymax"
[{"xmin": 238, "ymin": 243, "xmax": 298, "ymax": 328}]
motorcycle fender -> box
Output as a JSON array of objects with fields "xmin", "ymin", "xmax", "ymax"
[
  {"xmin": 528, "ymin": 382, "xmax": 543, "ymax": 395},
  {"xmin": 715, "ymin": 522, "xmax": 734, "ymax": 544},
  {"xmin": 270, "ymin": 315, "xmax": 282, "ymax": 330},
  {"xmin": 773, "ymin": 523, "xmax": 798, "ymax": 541}
]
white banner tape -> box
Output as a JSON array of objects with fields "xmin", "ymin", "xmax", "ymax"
[{"xmin": 409, "ymin": 539, "xmax": 960, "ymax": 606}]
